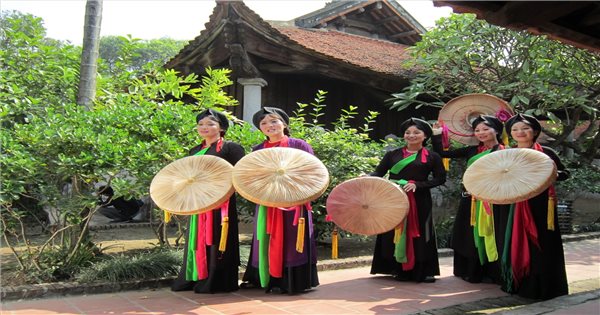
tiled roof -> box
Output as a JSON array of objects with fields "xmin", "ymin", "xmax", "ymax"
[{"xmin": 273, "ymin": 25, "xmax": 414, "ymax": 77}]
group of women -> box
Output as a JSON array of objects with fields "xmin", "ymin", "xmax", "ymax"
[
  {"xmin": 171, "ymin": 107, "xmax": 318, "ymax": 295},
  {"xmin": 169, "ymin": 106, "xmax": 569, "ymax": 301}
]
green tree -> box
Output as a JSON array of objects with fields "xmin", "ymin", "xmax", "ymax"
[
  {"xmin": 1, "ymin": 11, "xmax": 237, "ymax": 283},
  {"xmin": 387, "ymin": 14, "xmax": 600, "ymax": 160},
  {"xmin": 1, "ymin": 11, "xmax": 81, "ymax": 125},
  {"xmin": 98, "ymin": 35, "xmax": 186, "ymax": 75}
]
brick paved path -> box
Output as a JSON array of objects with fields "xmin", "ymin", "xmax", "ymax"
[{"xmin": 2, "ymin": 239, "xmax": 598, "ymax": 315}]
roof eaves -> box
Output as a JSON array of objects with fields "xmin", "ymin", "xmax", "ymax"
[
  {"xmin": 386, "ymin": 0, "xmax": 427, "ymax": 33},
  {"xmin": 294, "ymin": 0, "xmax": 366, "ymax": 28},
  {"xmin": 164, "ymin": 3, "xmax": 227, "ymax": 69}
]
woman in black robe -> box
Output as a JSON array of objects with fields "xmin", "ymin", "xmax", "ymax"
[
  {"xmin": 171, "ymin": 109, "xmax": 245, "ymax": 293},
  {"xmin": 431, "ymin": 115, "xmax": 509, "ymax": 284},
  {"xmin": 370, "ymin": 118, "xmax": 446, "ymax": 283},
  {"xmin": 503, "ymin": 113, "xmax": 569, "ymax": 300}
]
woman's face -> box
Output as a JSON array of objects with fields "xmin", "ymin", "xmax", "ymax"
[
  {"xmin": 196, "ymin": 116, "xmax": 221, "ymax": 140},
  {"xmin": 259, "ymin": 114, "xmax": 286, "ymax": 138},
  {"xmin": 474, "ymin": 122, "xmax": 498, "ymax": 143},
  {"xmin": 403, "ymin": 125, "xmax": 426, "ymax": 145},
  {"xmin": 510, "ymin": 121, "xmax": 536, "ymax": 143}
]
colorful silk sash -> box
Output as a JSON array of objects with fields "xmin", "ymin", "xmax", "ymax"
[
  {"xmin": 466, "ymin": 148, "xmax": 498, "ymax": 264},
  {"xmin": 389, "ymin": 148, "xmax": 428, "ymax": 270},
  {"xmin": 257, "ymin": 203, "xmax": 310, "ymax": 287},
  {"xmin": 185, "ymin": 138, "xmax": 230, "ymax": 281}
]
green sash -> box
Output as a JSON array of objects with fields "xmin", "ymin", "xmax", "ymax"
[
  {"xmin": 194, "ymin": 147, "xmax": 210, "ymax": 156},
  {"xmin": 257, "ymin": 205, "xmax": 270, "ymax": 287},
  {"xmin": 390, "ymin": 152, "xmax": 417, "ymax": 175},
  {"xmin": 467, "ymin": 149, "xmax": 491, "ymax": 167}
]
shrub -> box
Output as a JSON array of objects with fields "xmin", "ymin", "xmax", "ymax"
[{"xmin": 77, "ymin": 249, "xmax": 182, "ymax": 283}]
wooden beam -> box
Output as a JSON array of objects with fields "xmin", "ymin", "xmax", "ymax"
[
  {"xmin": 258, "ymin": 63, "xmax": 301, "ymax": 73},
  {"xmin": 526, "ymin": 22, "xmax": 600, "ymax": 53},
  {"xmin": 376, "ymin": 15, "xmax": 400, "ymax": 25},
  {"xmin": 390, "ymin": 30, "xmax": 418, "ymax": 39},
  {"xmin": 343, "ymin": 19, "xmax": 377, "ymax": 32}
]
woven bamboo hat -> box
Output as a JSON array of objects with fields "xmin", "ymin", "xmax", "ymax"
[
  {"xmin": 438, "ymin": 94, "xmax": 514, "ymax": 145},
  {"xmin": 150, "ymin": 155, "xmax": 234, "ymax": 215},
  {"xmin": 463, "ymin": 149, "xmax": 557, "ymax": 204},
  {"xmin": 326, "ymin": 177, "xmax": 409, "ymax": 235},
  {"xmin": 232, "ymin": 147, "xmax": 329, "ymax": 207}
]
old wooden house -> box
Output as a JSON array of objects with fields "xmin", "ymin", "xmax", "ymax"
[{"xmin": 165, "ymin": 0, "xmax": 432, "ymax": 138}]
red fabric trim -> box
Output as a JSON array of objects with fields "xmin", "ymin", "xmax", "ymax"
[
  {"xmin": 402, "ymin": 147, "xmax": 429, "ymax": 165},
  {"xmin": 482, "ymin": 201, "xmax": 492, "ymax": 215},
  {"xmin": 200, "ymin": 137, "xmax": 224, "ymax": 153},
  {"xmin": 267, "ymin": 207, "xmax": 284, "ymax": 277},
  {"xmin": 205, "ymin": 211, "xmax": 213, "ymax": 246},
  {"xmin": 220, "ymin": 200, "xmax": 229, "ymax": 223},
  {"xmin": 402, "ymin": 191, "xmax": 420, "ymax": 271},
  {"xmin": 263, "ymin": 136, "xmax": 289, "ymax": 148},
  {"xmin": 420, "ymin": 148, "xmax": 429, "ymax": 163},
  {"xmin": 196, "ymin": 214, "xmax": 208, "ymax": 280},
  {"xmin": 441, "ymin": 122, "xmax": 450, "ymax": 148},
  {"xmin": 216, "ymin": 137, "xmax": 223, "ymax": 152}
]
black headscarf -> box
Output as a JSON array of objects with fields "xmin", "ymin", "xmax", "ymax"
[
  {"xmin": 196, "ymin": 109, "xmax": 229, "ymax": 133},
  {"xmin": 399, "ymin": 118, "xmax": 433, "ymax": 144},
  {"xmin": 252, "ymin": 107, "xmax": 289, "ymax": 129},
  {"xmin": 471, "ymin": 115, "xmax": 503, "ymax": 142},
  {"xmin": 505, "ymin": 113, "xmax": 542, "ymax": 141}
]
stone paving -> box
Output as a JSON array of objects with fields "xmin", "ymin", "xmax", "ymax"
[{"xmin": 1, "ymin": 238, "xmax": 598, "ymax": 315}]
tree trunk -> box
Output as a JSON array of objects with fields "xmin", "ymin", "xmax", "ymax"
[{"xmin": 77, "ymin": 0, "xmax": 103, "ymax": 110}]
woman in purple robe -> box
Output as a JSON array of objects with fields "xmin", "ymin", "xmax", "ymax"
[{"xmin": 240, "ymin": 107, "xmax": 319, "ymax": 294}]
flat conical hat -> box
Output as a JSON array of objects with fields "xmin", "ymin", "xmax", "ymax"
[
  {"xmin": 438, "ymin": 94, "xmax": 513, "ymax": 145},
  {"xmin": 463, "ymin": 149, "xmax": 557, "ymax": 204},
  {"xmin": 150, "ymin": 155, "xmax": 234, "ymax": 215},
  {"xmin": 232, "ymin": 147, "xmax": 329, "ymax": 207},
  {"xmin": 326, "ymin": 177, "xmax": 409, "ymax": 236}
]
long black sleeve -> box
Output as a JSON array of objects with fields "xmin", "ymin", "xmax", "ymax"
[
  {"xmin": 414, "ymin": 152, "xmax": 446, "ymax": 189},
  {"xmin": 431, "ymin": 134, "xmax": 474, "ymax": 159},
  {"xmin": 543, "ymin": 146, "xmax": 570, "ymax": 181}
]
